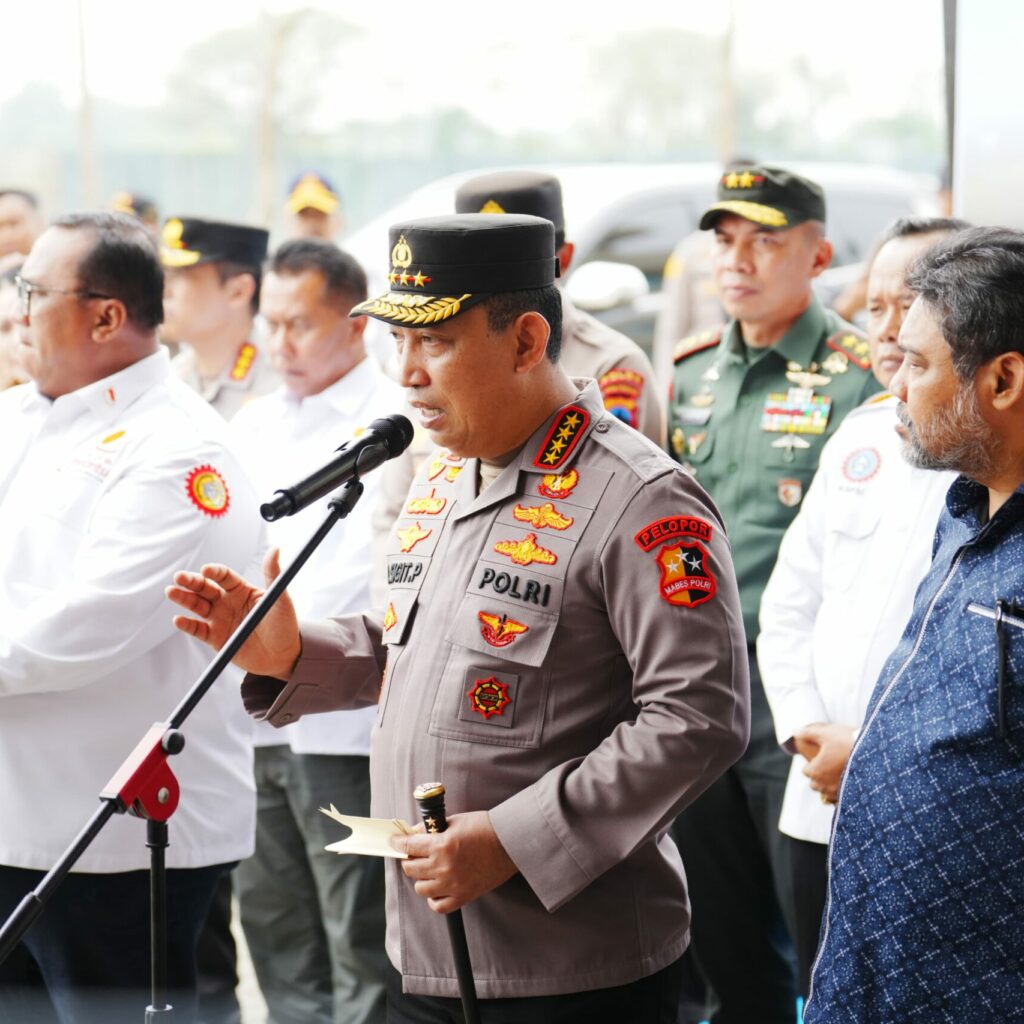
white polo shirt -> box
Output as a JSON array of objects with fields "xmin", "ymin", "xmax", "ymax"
[
  {"xmin": 230, "ymin": 356, "xmax": 404, "ymax": 756},
  {"xmin": 758, "ymin": 393, "xmax": 956, "ymax": 844},
  {"xmin": 0, "ymin": 349, "xmax": 264, "ymax": 871}
]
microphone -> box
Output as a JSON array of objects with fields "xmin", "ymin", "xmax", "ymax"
[{"xmin": 260, "ymin": 414, "xmax": 414, "ymax": 522}]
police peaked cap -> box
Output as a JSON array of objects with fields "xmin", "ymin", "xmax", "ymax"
[{"xmin": 351, "ymin": 214, "xmax": 557, "ymax": 327}]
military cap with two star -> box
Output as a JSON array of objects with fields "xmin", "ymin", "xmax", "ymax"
[
  {"xmin": 159, "ymin": 217, "xmax": 269, "ymax": 269},
  {"xmin": 455, "ymin": 171, "xmax": 565, "ymax": 247},
  {"xmin": 699, "ymin": 165, "xmax": 826, "ymax": 231},
  {"xmin": 351, "ymin": 213, "xmax": 557, "ymax": 327}
]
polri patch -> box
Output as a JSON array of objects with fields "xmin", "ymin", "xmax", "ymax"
[
  {"xmin": 185, "ymin": 465, "xmax": 230, "ymax": 517},
  {"xmin": 635, "ymin": 515, "xmax": 713, "ymax": 551},
  {"xmin": 655, "ymin": 541, "xmax": 716, "ymax": 608},
  {"xmin": 533, "ymin": 406, "xmax": 589, "ymax": 470}
]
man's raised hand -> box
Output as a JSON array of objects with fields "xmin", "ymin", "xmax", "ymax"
[{"xmin": 166, "ymin": 547, "xmax": 302, "ymax": 679}]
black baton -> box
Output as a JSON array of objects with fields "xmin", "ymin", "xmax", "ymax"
[{"xmin": 413, "ymin": 782, "xmax": 481, "ymax": 1024}]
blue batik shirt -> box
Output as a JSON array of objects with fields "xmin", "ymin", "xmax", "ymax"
[{"xmin": 806, "ymin": 476, "xmax": 1024, "ymax": 1023}]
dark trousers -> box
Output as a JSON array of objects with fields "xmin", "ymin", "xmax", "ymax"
[
  {"xmin": 0, "ymin": 861, "xmax": 230, "ymax": 1024},
  {"xmin": 196, "ymin": 873, "xmax": 241, "ymax": 1024},
  {"xmin": 785, "ymin": 836, "xmax": 828, "ymax": 999},
  {"xmin": 672, "ymin": 645, "xmax": 797, "ymax": 1024},
  {"xmin": 384, "ymin": 956, "xmax": 683, "ymax": 1024}
]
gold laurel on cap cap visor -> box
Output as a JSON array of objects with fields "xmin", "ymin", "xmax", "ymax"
[
  {"xmin": 351, "ymin": 290, "xmax": 475, "ymax": 326},
  {"xmin": 703, "ymin": 200, "xmax": 789, "ymax": 228}
]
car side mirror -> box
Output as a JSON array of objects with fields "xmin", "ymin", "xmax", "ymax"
[{"xmin": 565, "ymin": 261, "xmax": 650, "ymax": 313}]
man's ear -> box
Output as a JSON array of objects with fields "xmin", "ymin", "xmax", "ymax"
[
  {"xmin": 512, "ymin": 311, "xmax": 551, "ymax": 373},
  {"xmin": 810, "ymin": 236, "xmax": 833, "ymax": 279},
  {"xmin": 558, "ymin": 242, "xmax": 575, "ymax": 277},
  {"xmin": 986, "ymin": 351, "xmax": 1024, "ymax": 412},
  {"xmin": 90, "ymin": 298, "xmax": 127, "ymax": 343},
  {"xmin": 224, "ymin": 271, "xmax": 256, "ymax": 311}
]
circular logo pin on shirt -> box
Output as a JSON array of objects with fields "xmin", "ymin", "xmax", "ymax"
[
  {"xmin": 842, "ymin": 447, "xmax": 881, "ymax": 483},
  {"xmin": 185, "ymin": 465, "xmax": 230, "ymax": 517}
]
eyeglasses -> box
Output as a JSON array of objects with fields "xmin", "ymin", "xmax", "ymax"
[{"xmin": 14, "ymin": 275, "xmax": 113, "ymax": 322}]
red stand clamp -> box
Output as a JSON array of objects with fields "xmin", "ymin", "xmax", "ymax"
[{"xmin": 100, "ymin": 723, "xmax": 184, "ymax": 822}]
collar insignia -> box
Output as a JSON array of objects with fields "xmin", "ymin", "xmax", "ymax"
[
  {"xmin": 383, "ymin": 603, "xmax": 398, "ymax": 632},
  {"xmin": 533, "ymin": 405, "xmax": 589, "ymax": 470},
  {"xmin": 538, "ymin": 468, "xmax": 579, "ymax": 500},
  {"xmin": 230, "ymin": 342, "xmax": 256, "ymax": 382},
  {"xmin": 427, "ymin": 459, "xmax": 463, "ymax": 483}
]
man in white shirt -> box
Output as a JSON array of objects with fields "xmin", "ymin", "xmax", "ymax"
[
  {"xmin": 757, "ymin": 215, "xmax": 969, "ymax": 997},
  {"xmin": 229, "ymin": 239, "xmax": 401, "ymax": 1024},
  {"xmin": 0, "ymin": 212, "xmax": 264, "ymax": 1024}
]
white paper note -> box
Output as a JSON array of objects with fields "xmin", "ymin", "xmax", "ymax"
[{"xmin": 320, "ymin": 804, "xmax": 415, "ymax": 859}]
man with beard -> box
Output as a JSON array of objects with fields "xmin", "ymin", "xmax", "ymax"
[
  {"xmin": 805, "ymin": 226, "xmax": 1024, "ymax": 1021},
  {"xmin": 756, "ymin": 215, "xmax": 968, "ymax": 998}
]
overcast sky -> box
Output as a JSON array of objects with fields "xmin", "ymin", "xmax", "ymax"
[{"xmin": 0, "ymin": 0, "xmax": 945, "ymax": 133}]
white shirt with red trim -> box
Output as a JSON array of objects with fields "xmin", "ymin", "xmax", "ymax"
[{"xmin": 0, "ymin": 349, "xmax": 264, "ymax": 871}]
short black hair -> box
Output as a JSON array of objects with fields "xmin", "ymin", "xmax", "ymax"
[
  {"xmin": 268, "ymin": 239, "xmax": 367, "ymax": 308},
  {"xmin": 881, "ymin": 215, "xmax": 972, "ymax": 244},
  {"xmin": 0, "ymin": 189, "xmax": 39, "ymax": 209},
  {"xmin": 907, "ymin": 226, "xmax": 1024, "ymax": 382},
  {"xmin": 52, "ymin": 212, "xmax": 163, "ymax": 331},
  {"xmin": 213, "ymin": 260, "xmax": 263, "ymax": 315},
  {"xmin": 484, "ymin": 286, "xmax": 563, "ymax": 362}
]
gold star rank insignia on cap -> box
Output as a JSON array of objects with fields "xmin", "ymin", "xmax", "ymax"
[
  {"xmin": 479, "ymin": 199, "xmax": 506, "ymax": 214},
  {"xmin": 493, "ymin": 532, "xmax": 557, "ymax": 567},
  {"xmin": 533, "ymin": 405, "xmax": 589, "ymax": 469}
]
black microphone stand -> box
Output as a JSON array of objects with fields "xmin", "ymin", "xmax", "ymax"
[{"xmin": 0, "ymin": 479, "xmax": 365, "ymax": 1021}]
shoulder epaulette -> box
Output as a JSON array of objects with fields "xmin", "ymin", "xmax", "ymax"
[
  {"xmin": 825, "ymin": 328, "xmax": 871, "ymax": 371},
  {"xmin": 673, "ymin": 325, "xmax": 724, "ymax": 364}
]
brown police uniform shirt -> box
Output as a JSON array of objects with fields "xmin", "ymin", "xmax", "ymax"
[
  {"xmin": 559, "ymin": 294, "xmax": 665, "ymax": 447},
  {"xmin": 245, "ymin": 381, "xmax": 749, "ymax": 999},
  {"xmin": 172, "ymin": 328, "xmax": 281, "ymax": 421}
]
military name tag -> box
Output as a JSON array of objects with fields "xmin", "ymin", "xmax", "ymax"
[
  {"xmin": 760, "ymin": 392, "xmax": 831, "ymax": 435},
  {"xmin": 678, "ymin": 406, "xmax": 712, "ymax": 427}
]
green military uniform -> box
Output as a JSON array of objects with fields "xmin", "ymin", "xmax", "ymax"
[
  {"xmin": 668, "ymin": 300, "xmax": 878, "ymax": 639},
  {"xmin": 666, "ymin": 164, "xmax": 881, "ymax": 1024}
]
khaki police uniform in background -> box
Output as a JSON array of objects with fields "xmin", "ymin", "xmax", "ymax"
[
  {"xmin": 668, "ymin": 297, "xmax": 878, "ymax": 1019},
  {"xmin": 246, "ymin": 380, "xmax": 750, "ymax": 999},
  {"xmin": 172, "ymin": 324, "xmax": 280, "ymax": 421},
  {"xmin": 560, "ymin": 292, "xmax": 664, "ymax": 445}
]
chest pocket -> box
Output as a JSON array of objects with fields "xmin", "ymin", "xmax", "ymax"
[{"xmin": 823, "ymin": 501, "xmax": 882, "ymax": 594}]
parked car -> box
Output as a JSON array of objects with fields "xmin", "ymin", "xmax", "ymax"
[{"xmin": 344, "ymin": 162, "xmax": 937, "ymax": 356}]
